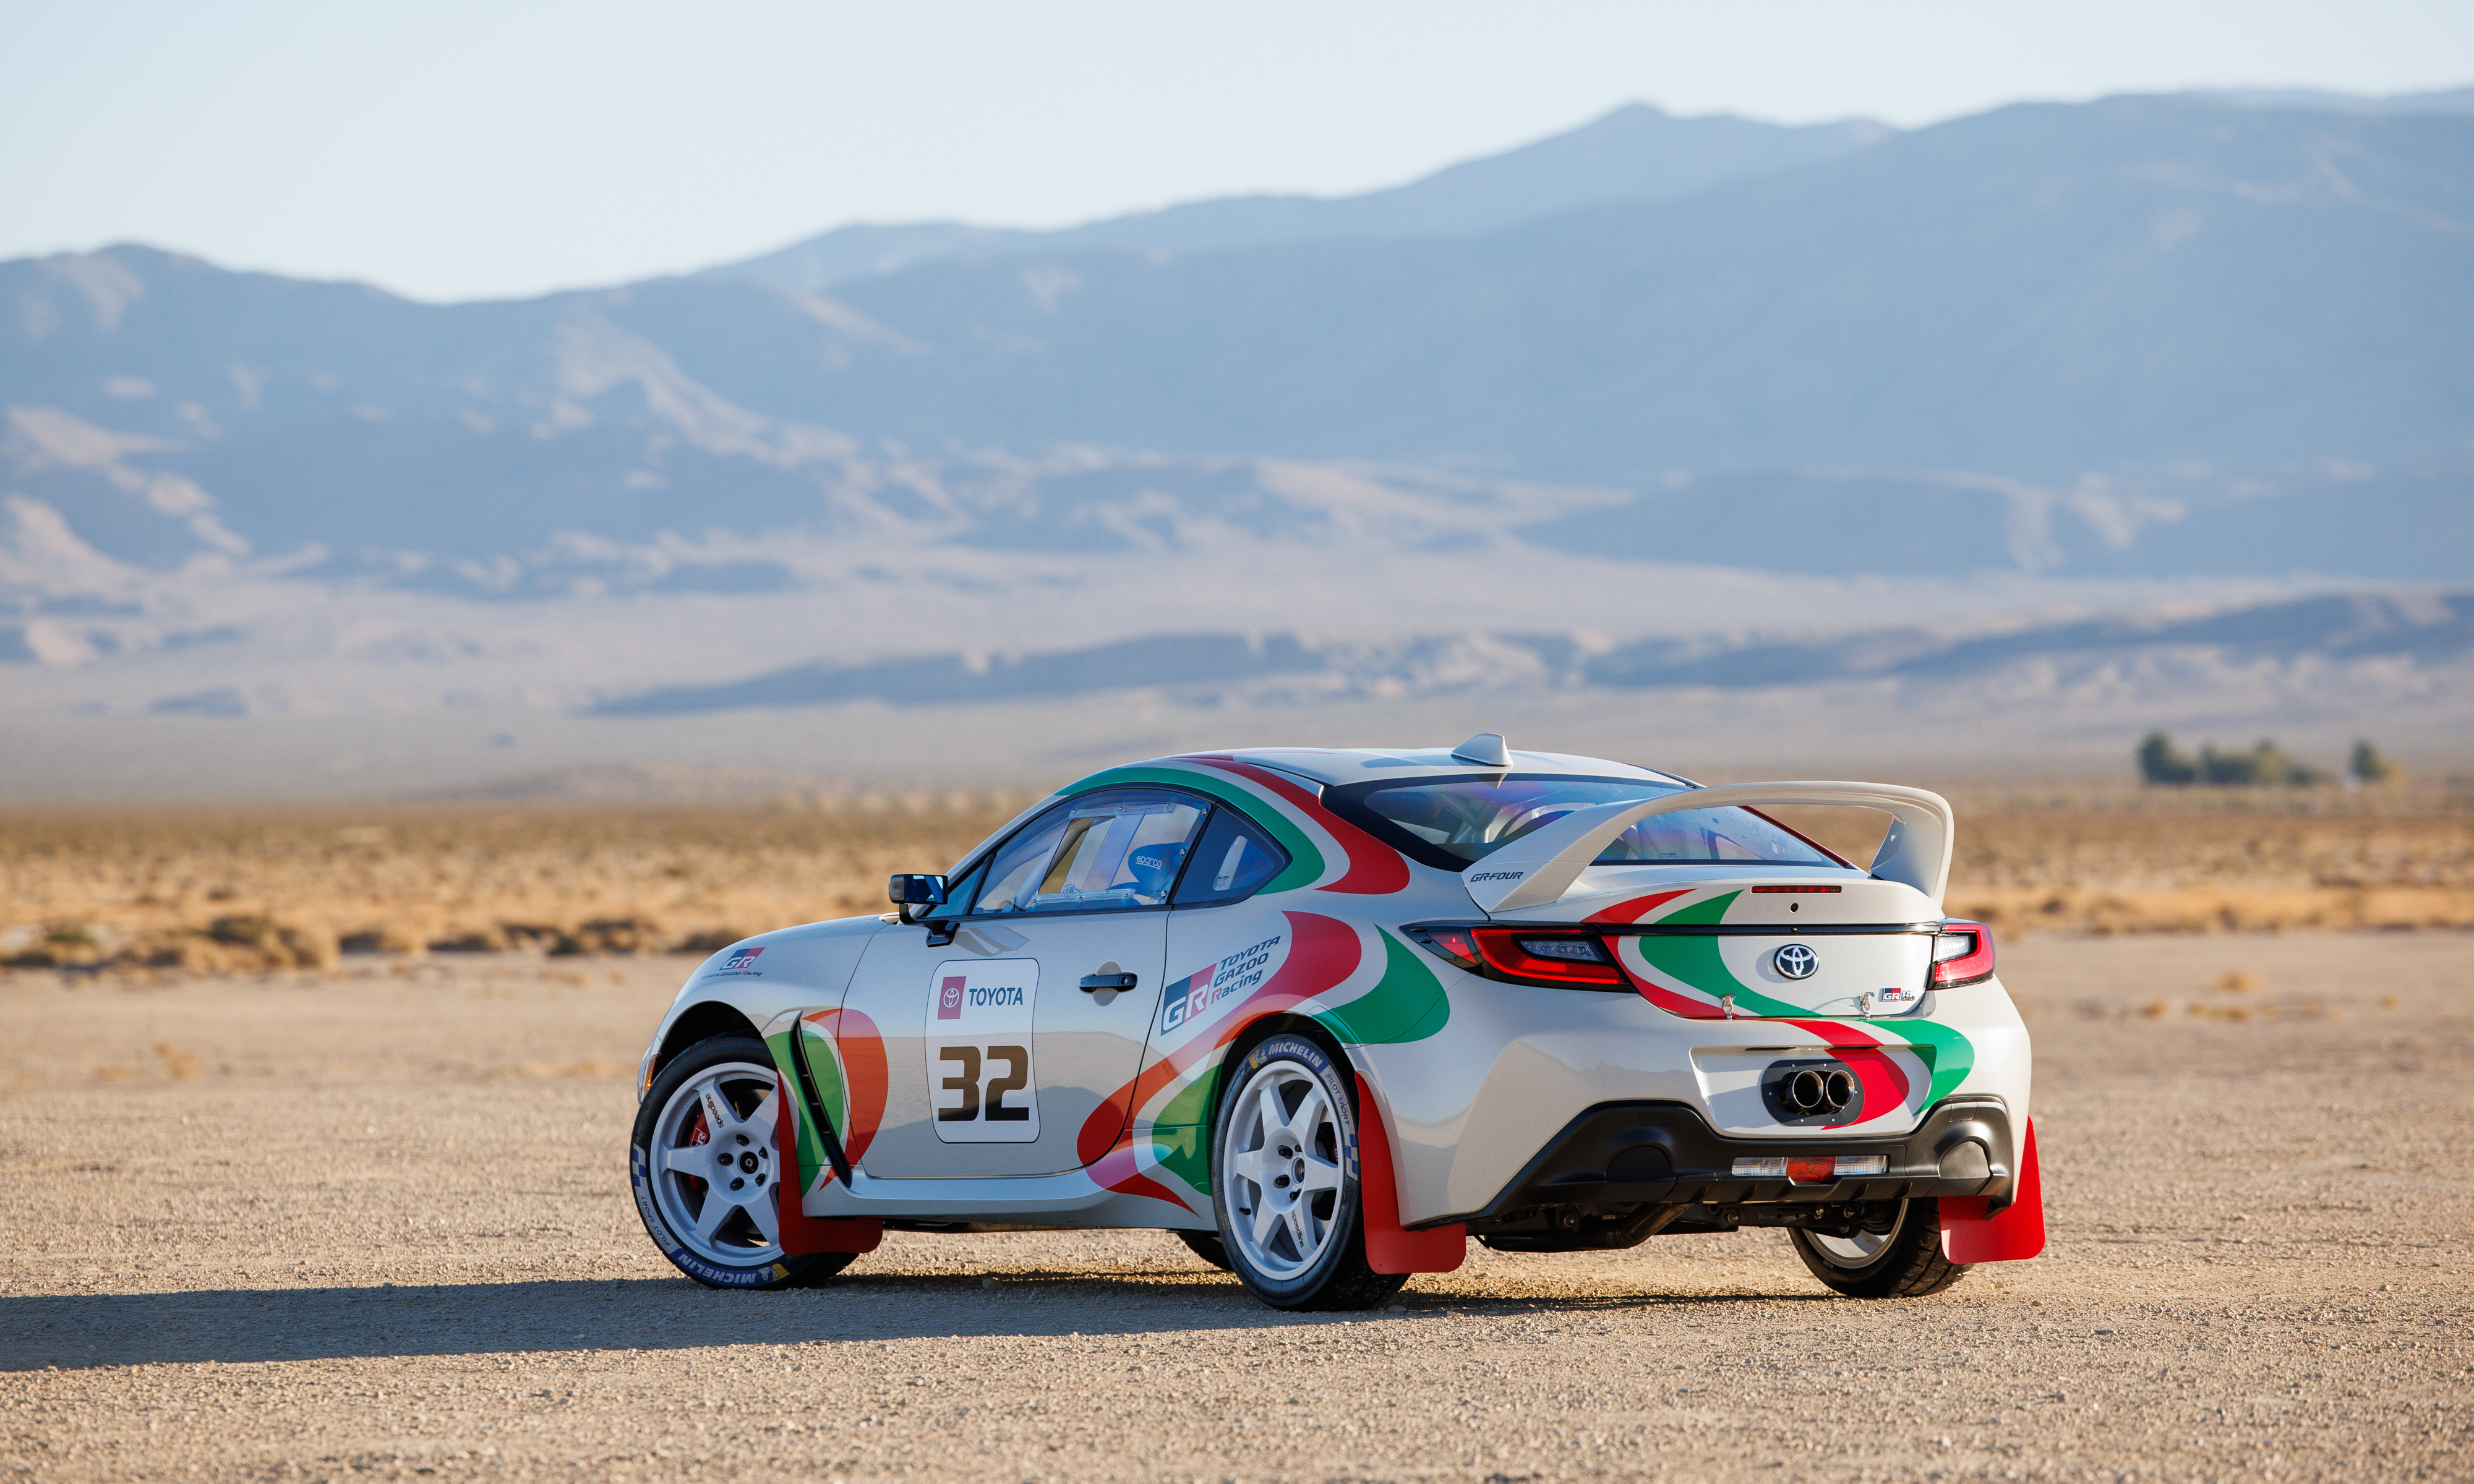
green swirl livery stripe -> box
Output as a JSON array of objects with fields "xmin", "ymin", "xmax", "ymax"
[
  {"xmin": 1058, "ymin": 764, "xmax": 1325, "ymax": 893},
  {"xmin": 1314, "ymin": 927, "xmax": 1451, "ymax": 1047},
  {"xmin": 763, "ymin": 1027, "xmax": 830, "ymax": 1187},
  {"xmin": 1632, "ymin": 890, "xmax": 1977, "ymax": 1104},
  {"xmin": 1136, "ymin": 926, "xmax": 1449, "ymax": 1198}
]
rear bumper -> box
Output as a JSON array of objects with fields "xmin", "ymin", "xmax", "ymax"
[{"xmin": 1434, "ymin": 1094, "xmax": 2016, "ymax": 1228}]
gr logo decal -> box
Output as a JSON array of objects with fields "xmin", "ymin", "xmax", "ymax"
[
  {"xmin": 1468, "ymin": 870, "xmax": 1526, "ymax": 882},
  {"xmin": 707, "ymin": 945, "xmax": 766, "ymax": 976}
]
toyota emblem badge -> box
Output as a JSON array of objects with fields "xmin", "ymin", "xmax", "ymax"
[{"xmin": 1773, "ymin": 942, "xmax": 1818, "ymax": 979}]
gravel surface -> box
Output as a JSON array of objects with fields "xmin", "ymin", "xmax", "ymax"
[{"xmin": 3, "ymin": 934, "xmax": 2468, "ymax": 1481}]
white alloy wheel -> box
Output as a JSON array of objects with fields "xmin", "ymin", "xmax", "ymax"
[
  {"xmin": 646, "ymin": 1060, "xmax": 786, "ymax": 1268},
  {"xmin": 1218, "ymin": 1057, "xmax": 1346, "ymax": 1281}
]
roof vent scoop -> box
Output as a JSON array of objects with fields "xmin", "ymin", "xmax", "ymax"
[{"xmin": 1450, "ymin": 731, "xmax": 1511, "ymax": 767}]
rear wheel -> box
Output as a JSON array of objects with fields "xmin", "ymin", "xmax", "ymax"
[
  {"xmin": 1787, "ymin": 1198, "xmax": 1968, "ymax": 1298},
  {"xmin": 1209, "ymin": 1033, "xmax": 1406, "ymax": 1311},
  {"xmin": 631, "ymin": 1034, "xmax": 857, "ymax": 1289}
]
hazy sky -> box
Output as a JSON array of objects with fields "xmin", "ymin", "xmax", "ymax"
[{"xmin": 5, "ymin": 0, "xmax": 2470, "ymax": 302}]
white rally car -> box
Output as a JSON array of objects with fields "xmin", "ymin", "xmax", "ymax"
[{"xmin": 630, "ymin": 738, "xmax": 2045, "ymax": 1310}]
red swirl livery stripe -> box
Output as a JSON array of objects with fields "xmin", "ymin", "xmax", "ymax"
[
  {"xmin": 1781, "ymin": 1020, "xmax": 1914, "ymax": 1128},
  {"xmin": 1077, "ymin": 911, "xmax": 1364, "ymax": 1208},
  {"xmin": 1609, "ymin": 950, "xmax": 1729, "ymax": 1019},
  {"xmin": 1188, "ymin": 756, "xmax": 1410, "ymax": 895},
  {"xmin": 1583, "ymin": 889, "xmax": 1693, "ymax": 924}
]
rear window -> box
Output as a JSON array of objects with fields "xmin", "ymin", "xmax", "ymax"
[{"xmin": 1324, "ymin": 774, "xmax": 1845, "ymax": 871}]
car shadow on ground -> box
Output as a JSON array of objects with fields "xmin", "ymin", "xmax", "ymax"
[{"xmin": 2, "ymin": 1271, "xmax": 1826, "ymax": 1370}]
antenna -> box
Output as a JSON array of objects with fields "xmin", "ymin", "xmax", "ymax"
[{"xmin": 1450, "ymin": 731, "xmax": 1510, "ymax": 767}]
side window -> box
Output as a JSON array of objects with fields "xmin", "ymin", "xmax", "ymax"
[
  {"xmin": 968, "ymin": 789, "xmax": 1207, "ymax": 915},
  {"xmin": 1173, "ymin": 804, "xmax": 1291, "ymax": 906}
]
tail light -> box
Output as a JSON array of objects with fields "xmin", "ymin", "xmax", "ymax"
[
  {"xmin": 1403, "ymin": 925, "xmax": 1625, "ymax": 988},
  {"xmin": 1930, "ymin": 920, "xmax": 1996, "ymax": 987}
]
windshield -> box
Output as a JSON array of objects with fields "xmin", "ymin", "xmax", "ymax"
[{"xmin": 1325, "ymin": 774, "xmax": 1845, "ymax": 871}]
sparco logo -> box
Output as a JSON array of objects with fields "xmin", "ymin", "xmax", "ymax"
[{"xmin": 1468, "ymin": 870, "xmax": 1526, "ymax": 882}]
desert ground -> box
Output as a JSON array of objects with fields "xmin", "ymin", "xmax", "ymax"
[
  {"xmin": 2, "ymin": 933, "xmax": 2468, "ymax": 1481},
  {"xmin": 3, "ymin": 801, "xmax": 2471, "ymax": 1480}
]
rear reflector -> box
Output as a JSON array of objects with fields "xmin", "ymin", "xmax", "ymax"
[
  {"xmin": 1402, "ymin": 924, "xmax": 1481, "ymax": 971},
  {"xmin": 1731, "ymin": 1154, "xmax": 1890, "ymax": 1182}
]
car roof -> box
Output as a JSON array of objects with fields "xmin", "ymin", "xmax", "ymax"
[{"xmin": 1168, "ymin": 747, "xmax": 1693, "ymax": 789}]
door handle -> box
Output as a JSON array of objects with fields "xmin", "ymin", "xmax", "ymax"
[{"xmin": 1079, "ymin": 972, "xmax": 1139, "ymax": 993}]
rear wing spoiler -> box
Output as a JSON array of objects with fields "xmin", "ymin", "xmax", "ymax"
[{"xmin": 1460, "ymin": 781, "xmax": 1956, "ymax": 915}]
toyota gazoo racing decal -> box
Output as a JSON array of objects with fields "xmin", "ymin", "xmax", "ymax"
[
  {"xmin": 1159, "ymin": 933, "xmax": 1282, "ymax": 1034},
  {"xmin": 1601, "ymin": 888, "xmax": 1977, "ymax": 1127}
]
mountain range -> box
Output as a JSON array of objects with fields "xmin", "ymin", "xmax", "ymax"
[
  {"xmin": 6, "ymin": 90, "xmax": 2472, "ymax": 596},
  {"xmin": 589, "ymin": 590, "xmax": 2474, "ymax": 716},
  {"xmin": 2, "ymin": 87, "xmax": 2470, "ymax": 794}
]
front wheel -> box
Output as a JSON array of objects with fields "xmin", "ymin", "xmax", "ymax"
[
  {"xmin": 1787, "ymin": 1198, "xmax": 1969, "ymax": 1298},
  {"xmin": 630, "ymin": 1034, "xmax": 857, "ymax": 1289},
  {"xmin": 1210, "ymin": 1033, "xmax": 1406, "ymax": 1311}
]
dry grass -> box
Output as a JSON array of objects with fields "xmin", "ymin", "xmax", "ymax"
[
  {"xmin": 1944, "ymin": 795, "xmax": 2474, "ymax": 936},
  {"xmin": 3, "ymin": 787, "xmax": 2470, "ymax": 971},
  {"xmin": 0, "ymin": 796, "xmax": 1025, "ymax": 971}
]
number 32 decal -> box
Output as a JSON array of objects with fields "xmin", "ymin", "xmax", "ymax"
[
  {"xmin": 926, "ymin": 958, "xmax": 1042, "ymax": 1143},
  {"xmin": 936, "ymin": 1044, "xmax": 1031, "ymax": 1122}
]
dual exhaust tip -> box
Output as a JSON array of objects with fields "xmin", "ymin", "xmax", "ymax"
[{"xmin": 1781, "ymin": 1065, "xmax": 1856, "ymax": 1117}]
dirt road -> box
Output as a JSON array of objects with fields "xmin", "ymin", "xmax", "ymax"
[{"xmin": 4, "ymin": 933, "xmax": 2469, "ymax": 1481}]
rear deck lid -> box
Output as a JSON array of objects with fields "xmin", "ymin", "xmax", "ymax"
[{"xmin": 1509, "ymin": 872, "xmax": 1943, "ymax": 1020}]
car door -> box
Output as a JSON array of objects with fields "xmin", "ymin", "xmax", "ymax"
[{"xmin": 844, "ymin": 787, "xmax": 1209, "ymax": 1179}]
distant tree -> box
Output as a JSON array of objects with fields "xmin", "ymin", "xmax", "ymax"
[
  {"xmin": 2137, "ymin": 731, "xmax": 2198, "ymax": 785},
  {"xmin": 2200, "ymin": 738, "xmax": 2327, "ymax": 788},
  {"xmin": 2350, "ymin": 739, "xmax": 2400, "ymax": 786}
]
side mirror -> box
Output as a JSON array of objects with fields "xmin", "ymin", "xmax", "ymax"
[{"xmin": 889, "ymin": 874, "xmax": 949, "ymax": 907}]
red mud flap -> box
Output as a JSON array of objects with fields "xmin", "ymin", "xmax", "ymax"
[
  {"xmin": 1355, "ymin": 1073, "xmax": 1465, "ymax": 1274},
  {"xmin": 1939, "ymin": 1118, "xmax": 2045, "ymax": 1263},
  {"xmin": 773, "ymin": 1080, "xmax": 884, "ymax": 1256}
]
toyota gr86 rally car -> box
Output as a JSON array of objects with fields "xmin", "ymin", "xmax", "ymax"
[{"xmin": 630, "ymin": 737, "xmax": 2045, "ymax": 1310}]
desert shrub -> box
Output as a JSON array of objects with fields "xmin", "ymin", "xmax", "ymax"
[
  {"xmin": 206, "ymin": 915, "xmax": 338, "ymax": 969},
  {"xmin": 2199, "ymin": 740, "xmax": 2327, "ymax": 788},
  {"xmin": 2350, "ymin": 739, "xmax": 2401, "ymax": 786},
  {"xmin": 2142, "ymin": 732, "xmax": 2328, "ymax": 788},
  {"xmin": 551, "ymin": 918, "xmax": 661, "ymax": 955}
]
